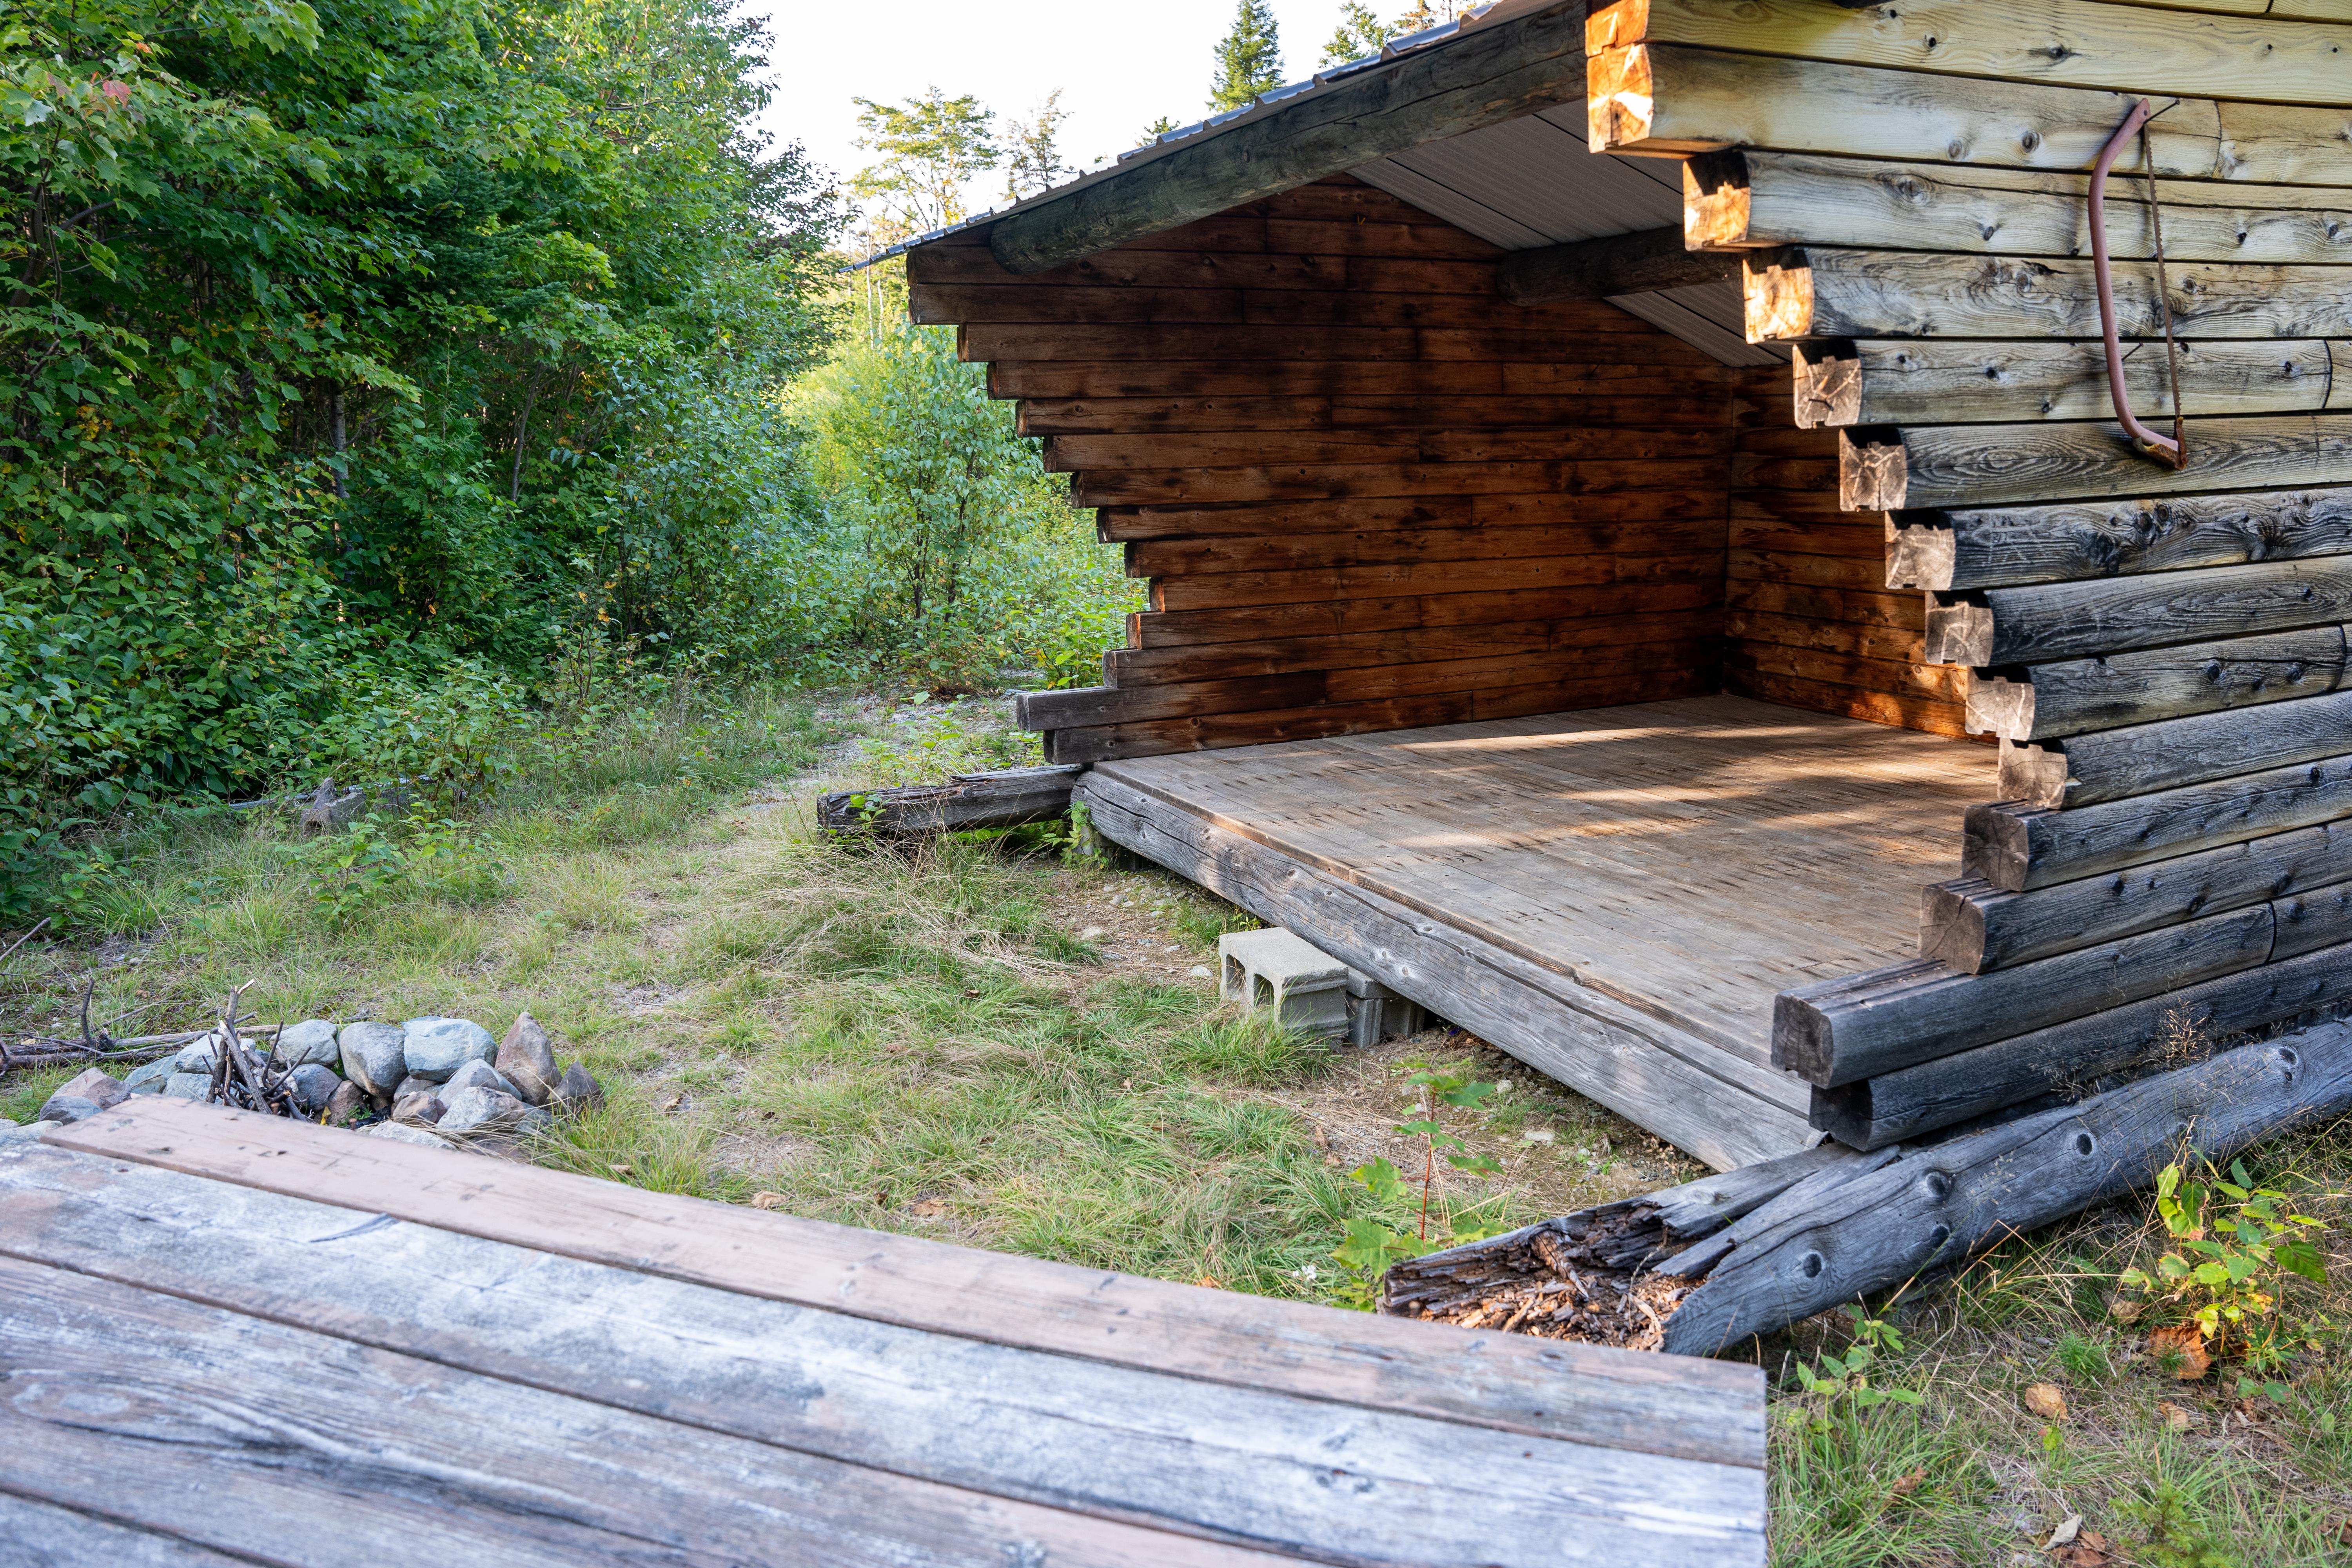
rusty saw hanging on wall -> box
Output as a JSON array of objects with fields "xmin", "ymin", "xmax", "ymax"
[{"xmin": 2088, "ymin": 99, "xmax": 2190, "ymax": 470}]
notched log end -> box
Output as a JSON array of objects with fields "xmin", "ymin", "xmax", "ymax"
[
  {"xmin": 1792, "ymin": 340, "xmax": 1861, "ymax": 429},
  {"xmin": 1922, "ymin": 593, "xmax": 1992, "ymax": 666},
  {"xmin": 1681, "ymin": 149, "xmax": 1752, "ymax": 250},
  {"xmin": 1885, "ymin": 513, "xmax": 1956, "ymax": 591},
  {"xmin": 1960, "ymin": 801, "xmax": 2044, "ymax": 893},
  {"xmin": 1769, "ymin": 989, "xmax": 1836, "ymax": 1083},
  {"xmin": 1838, "ymin": 425, "xmax": 1908, "ymax": 511},
  {"xmin": 1964, "ymin": 671, "xmax": 2036, "ymax": 742},
  {"xmin": 1740, "ymin": 247, "xmax": 1813, "ymax": 343},
  {"xmin": 1916, "ymin": 880, "xmax": 1994, "ymax": 975},
  {"xmin": 1583, "ymin": 43, "xmax": 1655, "ymax": 153},
  {"xmin": 1997, "ymin": 739, "xmax": 2071, "ymax": 811}
]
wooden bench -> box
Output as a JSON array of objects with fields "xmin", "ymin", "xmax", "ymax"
[{"xmin": 5, "ymin": 1098, "xmax": 1766, "ymax": 1566}]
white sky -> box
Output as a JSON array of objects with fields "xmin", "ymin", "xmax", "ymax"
[{"xmin": 755, "ymin": 2, "xmax": 1385, "ymax": 225}]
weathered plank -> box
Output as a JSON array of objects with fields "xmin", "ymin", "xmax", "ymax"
[
  {"xmin": 0, "ymin": 1494, "xmax": 253, "ymax": 1568},
  {"xmin": 1773, "ymin": 905, "xmax": 2279, "ymax": 1088},
  {"xmin": 0, "ymin": 1145, "xmax": 1764, "ymax": 1566},
  {"xmin": 0, "ymin": 1249, "xmax": 1297, "ymax": 1568},
  {"xmin": 990, "ymin": 2, "xmax": 1589, "ymax": 273},
  {"xmin": 1887, "ymin": 487, "xmax": 2352, "ymax": 592},
  {"xmin": 1797, "ymin": 339, "xmax": 2348, "ymax": 430},
  {"xmin": 1748, "ymin": 249, "xmax": 2352, "ymax": 344},
  {"xmin": 1964, "ymin": 753, "xmax": 2352, "ymax": 891},
  {"xmin": 1924, "ymin": 818, "xmax": 2352, "ymax": 972},
  {"xmin": 1104, "ymin": 485, "xmax": 1726, "ymax": 543},
  {"xmin": 1075, "ymin": 771, "xmax": 1817, "ymax": 1172},
  {"xmin": 1686, "ymin": 149, "xmax": 2352, "ymax": 265},
  {"xmin": 1966, "ymin": 627, "xmax": 2348, "ymax": 741},
  {"xmin": 1590, "ymin": 0, "xmax": 2352, "ymax": 110},
  {"xmin": 1590, "ymin": 43, "xmax": 2230, "ymax": 174},
  {"xmin": 1813, "ymin": 937, "xmax": 2352, "ymax": 1147},
  {"xmin": 1499, "ymin": 226, "xmax": 1737, "ymax": 303},
  {"xmin": 1664, "ymin": 1022, "xmax": 2352, "ymax": 1353},
  {"xmin": 1847, "ymin": 415, "xmax": 2352, "ymax": 512},
  {"xmin": 47, "ymin": 1099, "xmax": 1758, "ymax": 1463},
  {"xmin": 1925, "ymin": 558, "xmax": 2352, "ymax": 666},
  {"xmin": 818, "ymin": 765, "xmax": 1082, "ymax": 835},
  {"xmin": 1995, "ymin": 688, "xmax": 2352, "ymax": 809}
]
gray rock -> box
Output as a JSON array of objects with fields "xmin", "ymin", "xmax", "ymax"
[
  {"xmin": 553, "ymin": 1063, "xmax": 604, "ymax": 1116},
  {"xmin": 392, "ymin": 1091, "xmax": 446, "ymax": 1126},
  {"xmin": 273, "ymin": 1019, "xmax": 341, "ymax": 1068},
  {"xmin": 0, "ymin": 1119, "xmax": 48, "ymax": 1143},
  {"xmin": 441, "ymin": 1057, "xmax": 519, "ymax": 1098},
  {"xmin": 401, "ymin": 1017, "xmax": 495, "ymax": 1082},
  {"xmin": 338, "ymin": 1022, "xmax": 406, "ymax": 1096},
  {"xmin": 162, "ymin": 1073, "xmax": 212, "ymax": 1101},
  {"xmin": 124, "ymin": 1058, "xmax": 177, "ymax": 1096},
  {"xmin": 393, "ymin": 1074, "xmax": 439, "ymax": 1100},
  {"xmin": 287, "ymin": 1063, "xmax": 342, "ymax": 1114},
  {"xmin": 436, "ymin": 1084, "xmax": 530, "ymax": 1134},
  {"xmin": 50, "ymin": 1068, "xmax": 127, "ymax": 1112},
  {"xmin": 365, "ymin": 1122, "xmax": 450, "ymax": 1149},
  {"xmin": 325, "ymin": 1080, "xmax": 367, "ymax": 1125},
  {"xmin": 34, "ymin": 1095, "xmax": 102, "ymax": 1125},
  {"xmin": 174, "ymin": 1036, "xmax": 219, "ymax": 1073},
  {"xmin": 495, "ymin": 1013, "xmax": 560, "ymax": 1106}
]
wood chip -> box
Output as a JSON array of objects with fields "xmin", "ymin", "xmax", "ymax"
[
  {"xmin": 2022, "ymin": 1383, "xmax": 2068, "ymax": 1421},
  {"xmin": 2159, "ymin": 1400, "xmax": 2193, "ymax": 1433},
  {"xmin": 750, "ymin": 1192, "xmax": 786, "ymax": 1211},
  {"xmin": 2052, "ymin": 1528, "xmax": 2109, "ymax": 1567}
]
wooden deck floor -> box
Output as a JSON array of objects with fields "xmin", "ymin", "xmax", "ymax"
[
  {"xmin": 7, "ymin": 1099, "xmax": 1765, "ymax": 1567},
  {"xmin": 1082, "ymin": 695, "xmax": 1992, "ymax": 1169}
]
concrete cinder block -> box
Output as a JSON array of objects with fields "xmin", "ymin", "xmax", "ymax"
[
  {"xmin": 1219, "ymin": 928, "xmax": 1349, "ymax": 1039},
  {"xmin": 1343, "ymin": 970, "xmax": 1427, "ymax": 1047}
]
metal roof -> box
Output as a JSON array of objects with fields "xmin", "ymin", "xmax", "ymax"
[{"xmin": 871, "ymin": 0, "xmax": 1779, "ymax": 368}]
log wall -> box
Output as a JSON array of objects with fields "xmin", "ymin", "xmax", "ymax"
[
  {"xmin": 1584, "ymin": 0, "xmax": 2352, "ymax": 1147},
  {"xmin": 912, "ymin": 176, "xmax": 1956, "ymax": 765}
]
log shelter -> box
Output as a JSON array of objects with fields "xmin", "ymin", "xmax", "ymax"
[{"xmin": 880, "ymin": 0, "xmax": 2352, "ymax": 1171}]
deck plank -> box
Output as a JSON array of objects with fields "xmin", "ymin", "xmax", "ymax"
[
  {"xmin": 1096, "ymin": 695, "xmax": 1987, "ymax": 1058},
  {"xmin": 0, "ymin": 1494, "xmax": 258, "ymax": 1568},
  {"xmin": 0, "ymin": 1141, "xmax": 1764, "ymax": 1566},
  {"xmin": 44, "ymin": 1100, "xmax": 1766, "ymax": 1466}
]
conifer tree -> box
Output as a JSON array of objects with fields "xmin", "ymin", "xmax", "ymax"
[
  {"xmin": 1321, "ymin": 2, "xmax": 1393, "ymax": 68},
  {"xmin": 1207, "ymin": 0, "xmax": 1284, "ymax": 112}
]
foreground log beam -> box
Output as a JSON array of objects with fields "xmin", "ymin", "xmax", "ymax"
[
  {"xmin": 817, "ymin": 766, "xmax": 1081, "ymax": 835},
  {"xmin": 1965, "ymin": 628, "xmax": 2349, "ymax": 743},
  {"xmin": 989, "ymin": 2, "xmax": 1587, "ymax": 274},
  {"xmin": 1498, "ymin": 227, "xmax": 1736, "ymax": 304},
  {"xmin": 1995, "ymin": 690, "xmax": 2352, "ymax": 810},
  {"xmin": 1923, "ymin": 559, "xmax": 2352, "ymax": 667},
  {"xmin": 1393, "ymin": 1019, "xmax": 2352, "ymax": 1355},
  {"xmin": 1886, "ymin": 488, "xmax": 2352, "ymax": 593},
  {"xmin": 1846, "ymin": 416, "xmax": 2352, "ymax": 513}
]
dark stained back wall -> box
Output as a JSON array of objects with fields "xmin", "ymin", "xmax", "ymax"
[{"xmin": 909, "ymin": 176, "xmax": 1960, "ymax": 762}]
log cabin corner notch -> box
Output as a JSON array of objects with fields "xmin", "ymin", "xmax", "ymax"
[{"xmin": 861, "ymin": 0, "xmax": 2352, "ymax": 1174}]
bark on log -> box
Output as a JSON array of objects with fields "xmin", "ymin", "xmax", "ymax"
[
  {"xmin": 817, "ymin": 766, "xmax": 1082, "ymax": 835},
  {"xmin": 1499, "ymin": 227, "xmax": 1737, "ymax": 303}
]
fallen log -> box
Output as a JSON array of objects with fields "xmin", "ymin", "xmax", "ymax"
[
  {"xmin": 1385, "ymin": 1017, "xmax": 2352, "ymax": 1356},
  {"xmin": 817, "ymin": 766, "xmax": 1082, "ymax": 836}
]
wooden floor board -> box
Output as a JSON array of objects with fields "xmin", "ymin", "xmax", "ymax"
[{"xmin": 1098, "ymin": 695, "xmax": 1988, "ymax": 1060}]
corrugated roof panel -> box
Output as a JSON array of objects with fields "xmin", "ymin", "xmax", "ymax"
[{"xmin": 1354, "ymin": 121, "xmax": 1681, "ymax": 248}]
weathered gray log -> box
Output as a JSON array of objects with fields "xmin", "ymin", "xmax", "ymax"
[
  {"xmin": 818, "ymin": 766, "xmax": 1082, "ymax": 835},
  {"xmin": 987, "ymin": 2, "xmax": 1588, "ymax": 274},
  {"xmin": 1078, "ymin": 772, "xmax": 1815, "ymax": 1171},
  {"xmin": 1773, "ymin": 905, "xmax": 2278, "ymax": 1089},
  {"xmin": 1846, "ymin": 415, "xmax": 2352, "ymax": 512},
  {"xmin": 1651, "ymin": 1146, "xmax": 1905, "ymax": 1281},
  {"xmin": 1926, "ymin": 558, "xmax": 2352, "ymax": 668},
  {"xmin": 1795, "ymin": 338, "xmax": 2346, "ymax": 430},
  {"xmin": 1923, "ymin": 818, "xmax": 2352, "ymax": 973},
  {"xmin": 1660, "ymin": 1019, "xmax": 2352, "ymax": 1355},
  {"xmin": 1887, "ymin": 488, "xmax": 2352, "ymax": 593},
  {"xmin": 1499, "ymin": 226, "xmax": 1736, "ymax": 304},
  {"xmin": 1746, "ymin": 247, "xmax": 2352, "ymax": 343},
  {"xmin": 1964, "ymin": 753, "xmax": 2352, "ymax": 891},
  {"xmin": 1993, "ymin": 688, "xmax": 2352, "ymax": 809},
  {"xmin": 1966, "ymin": 627, "xmax": 2348, "ymax": 742},
  {"xmin": 1815, "ymin": 933, "xmax": 2352, "ymax": 1148}
]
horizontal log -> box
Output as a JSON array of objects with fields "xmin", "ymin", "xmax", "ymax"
[
  {"xmin": 1887, "ymin": 487, "xmax": 2352, "ymax": 592},
  {"xmin": 906, "ymin": 243, "xmax": 1502, "ymax": 296},
  {"xmin": 1772, "ymin": 905, "xmax": 2278, "ymax": 1088},
  {"xmin": 1924, "ymin": 818, "xmax": 2352, "ymax": 973},
  {"xmin": 1966, "ymin": 627, "xmax": 2349, "ymax": 741},
  {"xmin": 1126, "ymin": 517, "xmax": 1724, "ymax": 577},
  {"xmin": 1724, "ymin": 580, "xmax": 1923, "ymax": 631},
  {"xmin": 1499, "ymin": 226, "xmax": 1737, "ymax": 304},
  {"xmin": 1590, "ymin": 42, "xmax": 2228, "ymax": 172},
  {"xmin": 1962, "ymin": 752, "xmax": 2352, "ymax": 891},
  {"xmin": 1844, "ymin": 415, "xmax": 2352, "ymax": 512},
  {"xmin": 1925, "ymin": 557, "xmax": 2352, "ymax": 667},
  {"xmin": 1148, "ymin": 550, "xmax": 1719, "ymax": 614},
  {"xmin": 1720, "ymin": 643, "xmax": 1961, "ymax": 704},
  {"xmin": 1815, "ymin": 936, "xmax": 2352, "ymax": 1148},
  {"xmin": 1720, "ymin": 668, "xmax": 1971, "ymax": 737},
  {"xmin": 1724, "ymin": 608, "xmax": 1924, "ymax": 668},
  {"xmin": 1108, "ymin": 609, "xmax": 1720, "ymax": 686},
  {"xmin": 817, "ymin": 767, "xmax": 1081, "ymax": 835},
  {"xmin": 1687, "ymin": 149, "xmax": 2352, "ymax": 266},
  {"xmin": 1083, "ymin": 456, "xmax": 1727, "ymax": 510},
  {"xmin": 919, "ymin": 283, "xmax": 1631, "ymax": 331},
  {"xmin": 1667, "ymin": 1020, "xmax": 2352, "ymax": 1353},
  {"xmin": 1589, "ymin": 0, "xmax": 2352, "ymax": 109},
  {"xmin": 1102, "ymin": 487, "xmax": 1724, "ymax": 545},
  {"xmin": 1022, "ymin": 393, "xmax": 1730, "ymax": 438},
  {"xmin": 1797, "ymin": 339, "xmax": 2350, "ymax": 430},
  {"xmin": 1017, "ymin": 676, "xmax": 1325, "ymax": 732},
  {"xmin": 1136, "ymin": 579, "xmax": 1724, "ymax": 649},
  {"xmin": 1049, "ymin": 425, "xmax": 1728, "ymax": 474},
  {"xmin": 1747, "ymin": 248, "xmax": 2352, "ymax": 345},
  {"xmin": 1041, "ymin": 668, "xmax": 1711, "ymax": 766},
  {"xmin": 967, "ymin": 323, "xmax": 1654, "ymax": 365},
  {"xmin": 1997, "ymin": 688, "xmax": 2352, "ymax": 809}
]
